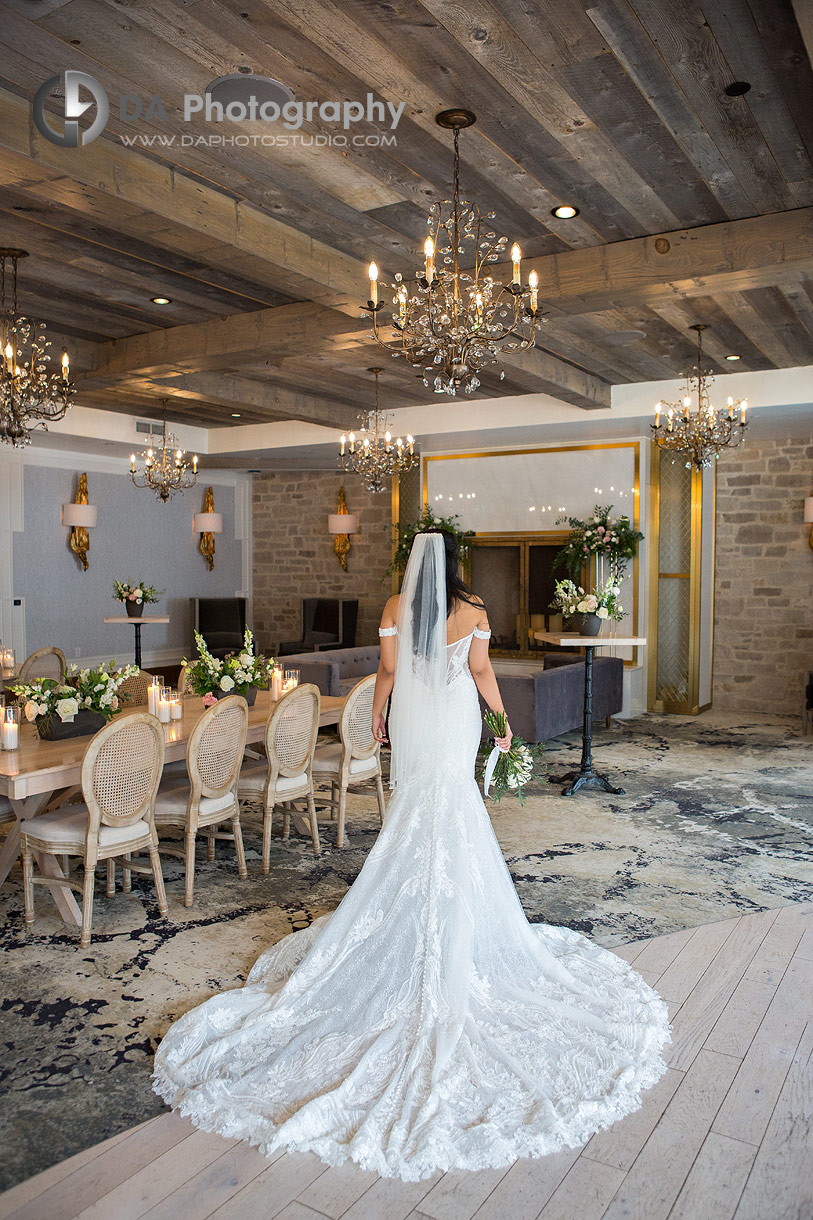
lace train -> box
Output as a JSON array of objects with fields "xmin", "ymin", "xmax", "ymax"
[{"xmin": 153, "ymin": 638, "xmax": 670, "ymax": 1180}]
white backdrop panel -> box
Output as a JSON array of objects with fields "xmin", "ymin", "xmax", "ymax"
[{"xmin": 425, "ymin": 445, "xmax": 639, "ymax": 532}]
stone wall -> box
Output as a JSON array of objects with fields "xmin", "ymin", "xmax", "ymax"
[
  {"xmin": 713, "ymin": 435, "xmax": 812, "ymax": 715},
  {"xmin": 252, "ymin": 472, "xmax": 393, "ymax": 652}
]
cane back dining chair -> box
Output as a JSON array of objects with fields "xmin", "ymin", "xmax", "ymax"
[
  {"xmin": 117, "ymin": 668, "xmax": 152, "ymax": 708},
  {"xmin": 238, "ymin": 683, "xmax": 321, "ymax": 868},
  {"xmin": 17, "ymin": 646, "xmax": 67, "ymax": 683},
  {"xmin": 20, "ymin": 712, "xmax": 168, "ymax": 948},
  {"xmin": 153, "ymin": 694, "xmax": 248, "ymax": 906},
  {"xmin": 311, "ymin": 674, "xmax": 386, "ymax": 849}
]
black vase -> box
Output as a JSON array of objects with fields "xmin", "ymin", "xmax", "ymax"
[
  {"xmin": 37, "ymin": 710, "xmax": 107, "ymax": 741},
  {"xmin": 125, "ymin": 601, "xmax": 144, "ymax": 618},
  {"xmin": 579, "ymin": 613, "xmax": 602, "ymax": 637},
  {"xmin": 214, "ymin": 685, "xmax": 257, "ymax": 706}
]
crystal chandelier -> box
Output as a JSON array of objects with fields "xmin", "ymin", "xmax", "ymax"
[
  {"xmin": 130, "ymin": 402, "xmax": 198, "ymax": 501},
  {"xmin": 338, "ymin": 367, "xmax": 417, "ymax": 494},
  {"xmin": 651, "ymin": 325, "xmax": 748, "ymax": 470},
  {"xmin": 363, "ymin": 110, "xmax": 542, "ymax": 396},
  {"xmin": 0, "ymin": 249, "xmax": 73, "ymax": 447}
]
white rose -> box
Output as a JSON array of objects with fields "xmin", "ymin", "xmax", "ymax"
[
  {"xmin": 238, "ymin": 653, "xmax": 252, "ymax": 668},
  {"xmin": 577, "ymin": 601, "xmax": 588, "ymax": 613},
  {"xmin": 597, "ymin": 606, "xmax": 609, "ymax": 619},
  {"xmin": 56, "ymin": 696, "xmax": 79, "ymax": 723},
  {"xmin": 219, "ymin": 675, "xmax": 235, "ymax": 691},
  {"xmin": 37, "ymin": 702, "xmax": 49, "ymax": 716},
  {"xmin": 24, "ymin": 700, "xmax": 38, "ymax": 722},
  {"xmin": 612, "ymin": 586, "xmax": 620, "ymax": 596}
]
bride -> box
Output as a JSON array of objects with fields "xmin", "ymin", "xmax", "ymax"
[{"xmin": 154, "ymin": 529, "xmax": 670, "ymax": 1181}]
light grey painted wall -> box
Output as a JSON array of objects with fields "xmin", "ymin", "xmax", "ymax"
[{"xmin": 12, "ymin": 464, "xmax": 245, "ymax": 666}]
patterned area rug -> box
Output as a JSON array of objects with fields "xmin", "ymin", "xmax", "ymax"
[{"xmin": 1, "ymin": 710, "xmax": 811, "ymax": 1191}]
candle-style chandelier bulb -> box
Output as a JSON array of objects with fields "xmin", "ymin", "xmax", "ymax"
[
  {"xmin": 0, "ymin": 249, "xmax": 75, "ymax": 447},
  {"xmin": 362, "ymin": 110, "xmax": 543, "ymax": 396},
  {"xmin": 651, "ymin": 325, "xmax": 748, "ymax": 469},
  {"xmin": 337, "ymin": 368, "xmax": 418, "ymax": 493},
  {"xmin": 130, "ymin": 400, "xmax": 199, "ymax": 501}
]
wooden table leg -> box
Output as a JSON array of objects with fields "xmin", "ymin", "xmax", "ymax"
[{"xmin": 7, "ymin": 794, "xmax": 82, "ymax": 927}]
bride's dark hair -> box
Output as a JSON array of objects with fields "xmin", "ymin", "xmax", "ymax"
[{"xmin": 412, "ymin": 528, "xmax": 482, "ymax": 620}]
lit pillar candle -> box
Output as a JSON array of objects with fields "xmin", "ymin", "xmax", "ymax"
[
  {"xmin": 193, "ymin": 455, "xmax": 198, "ymax": 472},
  {"xmin": 171, "ymin": 694, "xmax": 183, "ymax": 721},
  {"xmin": 740, "ymin": 400, "xmax": 747, "ymax": 424},
  {"xmin": 130, "ymin": 453, "xmax": 136, "ymax": 473},
  {"xmin": 407, "ymin": 434, "xmax": 414, "ymax": 455},
  {"xmin": 528, "ymin": 269, "xmax": 538, "ymax": 311},
  {"xmin": 511, "ymin": 243, "xmax": 521, "ymax": 284},
  {"xmin": 368, "ymin": 261, "xmax": 378, "ymax": 305},
  {"xmin": 727, "ymin": 395, "xmax": 734, "ymax": 419},
  {"xmin": 157, "ymin": 690, "xmax": 171, "ymax": 723},
  {"xmin": 655, "ymin": 402, "xmax": 661, "ymax": 428},
  {"xmin": 2, "ymin": 709, "xmax": 19, "ymax": 750},
  {"xmin": 340, "ymin": 434, "xmax": 346, "ymax": 456},
  {"xmin": 270, "ymin": 668, "xmax": 282, "ymax": 701},
  {"xmin": 684, "ymin": 394, "xmax": 692, "ymax": 418},
  {"xmin": 61, "ymin": 349, "xmax": 70, "ymax": 381},
  {"xmin": 424, "ymin": 238, "xmax": 434, "ymax": 285},
  {"xmin": 147, "ymin": 679, "xmax": 160, "ymax": 716}
]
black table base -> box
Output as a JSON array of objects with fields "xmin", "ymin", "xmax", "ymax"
[
  {"xmin": 132, "ymin": 623, "xmax": 143, "ymax": 668},
  {"xmin": 549, "ymin": 643, "xmax": 625, "ymax": 797}
]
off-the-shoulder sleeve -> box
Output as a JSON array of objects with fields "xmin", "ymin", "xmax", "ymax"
[
  {"xmin": 472, "ymin": 627, "xmax": 491, "ymax": 640},
  {"xmin": 378, "ymin": 626, "xmax": 398, "ymax": 637}
]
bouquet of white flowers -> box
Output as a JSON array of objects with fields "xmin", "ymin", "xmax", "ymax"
[
  {"xmin": 183, "ymin": 628, "xmax": 274, "ymax": 704},
  {"xmin": 11, "ymin": 661, "xmax": 137, "ymax": 739},
  {"xmin": 477, "ymin": 709, "xmax": 544, "ymax": 806},
  {"xmin": 551, "ymin": 577, "xmax": 624, "ymax": 623}
]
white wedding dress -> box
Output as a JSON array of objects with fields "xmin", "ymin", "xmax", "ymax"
[{"xmin": 153, "ymin": 617, "xmax": 671, "ymax": 1180}]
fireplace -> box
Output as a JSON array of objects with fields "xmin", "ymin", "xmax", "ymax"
[{"xmin": 465, "ymin": 533, "xmax": 571, "ymax": 657}]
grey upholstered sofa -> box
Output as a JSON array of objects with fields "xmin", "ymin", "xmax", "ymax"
[
  {"xmin": 484, "ymin": 653, "xmax": 624, "ymax": 744},
  {"xmin": 282, "ymin": 644, "xmax": 623, "ymax": 744},
  {"xmin": 279, "ymin": 645, "xmax": 381, "ymax": 697}
]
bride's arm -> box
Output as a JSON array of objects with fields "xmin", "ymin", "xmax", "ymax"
[
  {"xmin": 469, "ymin": 617, "xmax": 513, "ymax": 749},
  {"xmin": 372, "ymin": 595, "xmax": 398, "ymax": 743}
]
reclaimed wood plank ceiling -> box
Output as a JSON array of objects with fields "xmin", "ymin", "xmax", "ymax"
[{"xmin": 1, "ymin": 0, "xmax": 812, "ymax": 427}]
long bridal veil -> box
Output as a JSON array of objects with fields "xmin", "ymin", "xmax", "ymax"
[{"xmin": 389, "ymin": 531, "xmax": 446, "ymax": 790}]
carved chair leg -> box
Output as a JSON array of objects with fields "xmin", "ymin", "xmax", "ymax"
[
  {"xmin": 106, "ymin": 859, "xmax": 116, "ymax": 897},
  {"xmin": 232, "ymin": 811, "xmax": 248, "ymax": 880},
  {"xmin": 184, "ymin": 832, "xmax": 196, "ymax": 908},
  {"xmin": 149, "ymin": 843, "xmax": 168, "ymax": 916},
  {"xmin": 262, "ymin": 806, "xmax": 274, "ymax": 874},
  {"xmin": 336, "ymin": 785, "xmax": 348, "ymax": 850},
  {"xmin": 374, "ymin": 774, "xmax": 386, "ymax": 826},
  {"xmin": 80, "ymin": 866, "xmax": 96, "ymax": 948},
  {"xmin": 21, "ymin": 844, "xmax": 34, "ymax": 929},
  {"xmin": 281, "ymin": 802, "xmax": 291, "ymax": 842},
  {"xmin": 307, "ymin": 790, "xmax": 320, "ymax": 855},
  {"xmin": 122, "ymin": 852, "xmax": 132, "ymax": 893}
]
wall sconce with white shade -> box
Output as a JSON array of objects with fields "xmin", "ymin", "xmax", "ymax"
[
  {"xmin": 194, "ymin": 486, "xmax": 223, "ymax": 571},
  {"xmin": 328, "ymin": 486, "xmax": 358, "ymax": 571},
  {"xmin": 805, "ymin": 496, "xmax": 813, "ymax": 550},
  {"xmin": 62, "ymin": 473, "xmax": 97, "ymax": 571}
]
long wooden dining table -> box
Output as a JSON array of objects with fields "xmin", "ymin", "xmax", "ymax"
[{"xmin": 0, "ymin": 690, "xmax": 346, "ymax": 928}]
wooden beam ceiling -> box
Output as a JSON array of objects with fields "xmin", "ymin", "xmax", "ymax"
[{"xmin": 1, "ymin": 0, "xmax": 812, "ymax": 431}]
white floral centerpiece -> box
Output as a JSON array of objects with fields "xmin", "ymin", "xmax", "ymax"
[
  {"xmin": 552, "ymin": 578, "xmax": 624, "ymax": 636},
  {"xmin": 10, "ymin": 661, "xmax": 138, "ymax": 740},
  {"xmin": 183, "ymin": 629, "xmax": 274, "ymax": 707}
]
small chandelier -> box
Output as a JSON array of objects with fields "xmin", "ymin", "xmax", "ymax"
[
  {"xmin": 130, "ymin": 401, "xmax": 198, "ymax": 501},
  {"xmin": 651, "ymin": 325, "xmax": 748, "ymax": 470},
  {"xmin": 363, "ymin": 109, "xmax": 542, "ymax": 397},
  {"xmin": 0, "ymin": 249, "xmax": 73, "ymax": 447},
  {"xmin": 338, "ymin": 367, "xmax": 417, "ymax": 494}
]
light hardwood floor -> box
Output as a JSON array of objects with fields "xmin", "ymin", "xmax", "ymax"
[{"xmin": 2, "ymin": 903, "xmax": 810, "ymax": 1220}]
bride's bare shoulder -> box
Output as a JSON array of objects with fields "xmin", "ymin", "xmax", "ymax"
[{"xmin": 381, "ymin": 593, "xmax": 400, "ymax": 626}]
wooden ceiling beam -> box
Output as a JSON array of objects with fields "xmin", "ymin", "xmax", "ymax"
[
  {"xmin": 0, "ymin": 86, "xmax": 366, "ymax": 312},
  {"xmin": 493, "ymin": 207, "xmax": 813, "ymax": 315},
  {"xmin": 142, "ymin": 372, "xmax": 358, "ymax": 431},
  {"xmin": 498, "ymin": 348, "xmax": 611, "ymax": 409}
]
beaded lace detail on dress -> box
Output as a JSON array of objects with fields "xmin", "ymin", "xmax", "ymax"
[{"xmin": 154, "ymin": 631, "xmax": 670, "ymax": 1181}]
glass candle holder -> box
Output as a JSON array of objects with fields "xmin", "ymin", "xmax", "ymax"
[
  {"xmin": 157, "ymin": 686, "xmax": 172, "ymax": 724},
  {"xmin": 170, "ymin": 691, "xmax": 183, "ymax": 720},
  {"xmin": 283, "ymin": 669, "xmax": 300, "ymax": 693},
  {"xmin": 2, "ymin": 705, "xmax": 20, "ymax": 750},
  {"xmin": 147, "ymin": 675, "xmax": 164, "ymax": 716}
]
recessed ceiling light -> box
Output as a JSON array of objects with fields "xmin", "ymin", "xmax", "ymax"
[
  {"xmin": 231, "ymin": 412, "xmax": 242, "ymax": 417},
  {"xmin": 151, "ymin": 296, "xmax": 171, "ymax": 305},
  {"xmin": 724, "ymin": 81, "xmax": 751, "ymax": 96},
  {"xmin": 551, "ymin": 204, "xmax": 579, "ymax": 219},
  {"xmin": 725, "ymin": 353, "xmax": 741, "ymax": 361}
]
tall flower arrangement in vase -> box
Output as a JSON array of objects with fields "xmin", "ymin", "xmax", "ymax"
[
  {"xmin": 553, "ymin": 504, "xmax": 643, "ymax": 630},
  {"xmin": 183, "ymin": 629, "xmax": 274, "ymax": 706}
]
